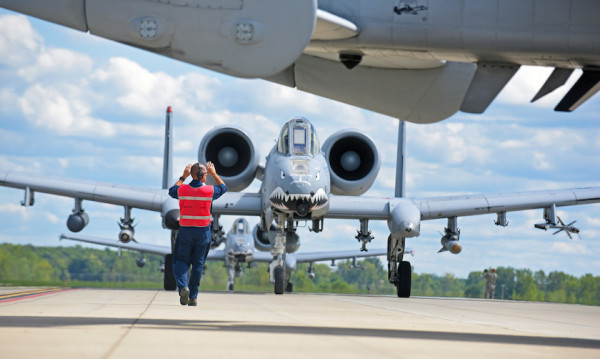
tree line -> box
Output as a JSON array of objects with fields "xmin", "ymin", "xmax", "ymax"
[{"xmin": 0, "ymin": 243, "xmax": 599, "ymax": 305}]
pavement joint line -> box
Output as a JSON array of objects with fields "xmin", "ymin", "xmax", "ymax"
[{"xmin": 102, "ymin": 290, "xmax": 160, "ymax": 359}]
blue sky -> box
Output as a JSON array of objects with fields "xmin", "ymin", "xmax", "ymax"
[{"xmin": 0, "ymin": 10, "xmax": 599, "ymax": 278}]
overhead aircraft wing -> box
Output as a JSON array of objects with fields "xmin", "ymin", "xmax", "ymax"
[
  {"xmin": 0, "ymin": 170, "xmax": 262, "ymax": 215},
  {"xmin": 326, "ymin": 187, "xmax": 600, "ymax": 221}
]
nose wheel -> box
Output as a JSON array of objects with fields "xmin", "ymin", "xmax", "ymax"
[
  {"xmin": 274, "ymin": 266, "xmax": 285, "ymax": 294},
  {"xmin": 387, "ymin": 234, "xmax": 411, "ymax": 298}
]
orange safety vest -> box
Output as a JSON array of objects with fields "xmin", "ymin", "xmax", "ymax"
[{"xmin": 178, "ymin": 184, "xmax": 214, "ymax": 227}]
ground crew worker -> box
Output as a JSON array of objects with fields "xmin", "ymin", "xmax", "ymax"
[
  {"xmin": 169, "ymin": 161, "xmax": 226, "ymax": 306},
  {"xmin": 483, "ymin": 268, "xmax": 497, "ymax": 299}
]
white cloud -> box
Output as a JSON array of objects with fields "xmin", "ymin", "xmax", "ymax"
[
  {"xmin": 532, "ymin": 152, "xmax": 553, "ymax": 170},
  {"xmin": 549, "ymin": 241, "xmax": 587, "ymax": 255},
  {"xmin": 18, "ymin": 47, "xmax": 94, "ymax": 83},
  {"xmin": 19, "ymin": 83, "xmax": 116, "ymax": 136},
  {"xmin": 0, "ymin": 14, "xmax": 42, "ymax": 67}
]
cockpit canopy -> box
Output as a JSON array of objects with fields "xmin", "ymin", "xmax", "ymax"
[
  {"xmin": 231, "ymin": 218, "xmax": 249, "ymax": 235},
  {"xmin": 276, "ymin": 117, "xmax": 320, "ymax": 156}
]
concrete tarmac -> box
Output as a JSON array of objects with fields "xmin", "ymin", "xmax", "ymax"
[{"xmin": 0, "ymin": 287, "xmax": 599, "ymax": 359}]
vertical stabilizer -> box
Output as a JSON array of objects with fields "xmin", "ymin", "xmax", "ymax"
[{"xmin": 162, "ymin": 106, "xmax": 173, "ymax": 189}]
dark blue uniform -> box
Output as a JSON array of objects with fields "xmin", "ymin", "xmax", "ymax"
[{"xmin": 169, "ymin": 180, "xmax": 227, "ymax": 299}]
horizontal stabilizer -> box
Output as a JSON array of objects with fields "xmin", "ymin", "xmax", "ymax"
[
  {"xmin": 555, "ymin": 70, "xmax": 600, "ymax": 111},
  {"xmin": 531, "ymin": 68, "xmax": 574, "ymax": 103},
  {"xmin": 460, "ymin": 63, "xmax": 520, "ymax": 114}
]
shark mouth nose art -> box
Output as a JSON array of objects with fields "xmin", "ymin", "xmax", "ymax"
[{"xmin": 269, "ymin": 187, "xmax": 328, "ymax": 213}]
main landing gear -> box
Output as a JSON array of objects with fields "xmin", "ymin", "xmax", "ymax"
[
  {"xmin": 387, "ymin": 235, "xmax": 411, "ymax": 298},
  {"xmin": 270, "ymin": 213, "xmax": 288, "ymax": 294}
]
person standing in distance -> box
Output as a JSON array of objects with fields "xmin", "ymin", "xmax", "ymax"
[
  {"xmin": 169, "ymin": 161, "xmax": 227, "ymax": 306},
  {"xmin": 483, "ymin": 268, "xmax": 497, "ymax": 299}
]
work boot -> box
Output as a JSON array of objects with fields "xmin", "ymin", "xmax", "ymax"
[
  {"xmin": 188, "ymin": 298, "xmax": 197, "ymax": 306},
  {"xmin": 179, "ymin": 287, "xmax": 189, "ymax": 306}
]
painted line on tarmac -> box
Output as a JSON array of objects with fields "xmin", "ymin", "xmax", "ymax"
[{"xmin": 0, "ymin": 287, "xmax": 77, "ymax": 303}]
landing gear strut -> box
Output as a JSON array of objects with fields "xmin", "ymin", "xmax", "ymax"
[
  {"xmin": 163, "ymin": 229, "xmax": 177, "ymax": 291},
  {"xmin": 270, "ymin": 213, "xmax": 287, "ymax": 294},
  {"xmin": 387, "ymin": 235, "xmax": 411, "ymax": 298}
]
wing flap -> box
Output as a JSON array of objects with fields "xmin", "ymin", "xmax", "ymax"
[
  {"xmin": 555, "ymin": 69, "xmax": 600, "ymax": 111},
  {"xmin": 289, "ymin": 55, "xmax": 477, "ymax": 123},
  {"xmin": 460, "ymin": 63, "xmax": 520, "ymax": 114}
]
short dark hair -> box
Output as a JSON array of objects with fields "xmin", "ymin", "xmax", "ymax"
[{"xmin": 191, "ymin": 163, "xmax": 206, "ymax": 179}]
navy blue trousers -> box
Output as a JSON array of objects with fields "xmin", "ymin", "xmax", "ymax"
[{"xmin": 173, "ymin": 226, "xmax": 211, "ymax": 299}]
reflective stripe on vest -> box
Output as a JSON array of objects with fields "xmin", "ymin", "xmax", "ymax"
[{"xmin": 178, "ymin": 184, "xmax": 214, "ymax": 227}]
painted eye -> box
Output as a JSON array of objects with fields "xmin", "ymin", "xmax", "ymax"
[
  {"xmin": 315, "ymin": 171, "xmax": 320, "ymax": 181},
  {"xmin": 280, "ymin": 170, "xmax": 285, "ymax": 179}
]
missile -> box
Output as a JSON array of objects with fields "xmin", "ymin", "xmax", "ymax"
[{"xmin": 438, "ymin": 237, "xmax": 462, "ymax": 254}]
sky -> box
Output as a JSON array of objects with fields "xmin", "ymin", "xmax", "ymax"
[{"xmin": 0, "ymin": 10, "xmax": 599, "ymax": 278}]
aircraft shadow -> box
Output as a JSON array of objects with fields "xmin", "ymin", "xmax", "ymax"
[{"xmin": 0, "ymin": 315, "xmax": 598, "ymax": 349}]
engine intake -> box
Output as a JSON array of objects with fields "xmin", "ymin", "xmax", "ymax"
[
  {"xmin": 322, "ymin": 130, "xmax": 380, "ymax": 195},
  {"xmin": 252, "ymin": 224, "xmax": 300, "ymax": 253},
  {"xmin": 198, "ymin": 126, "xmax": 259, "ymax": 192}
]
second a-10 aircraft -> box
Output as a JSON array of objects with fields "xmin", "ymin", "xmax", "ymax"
[
  {"xmin": 1, "ymin": 108, "xmax": 599, "ymax": 296},
  {"xmin": 60, "ymin": 217, "xmax": 394, "ymax": 292}
]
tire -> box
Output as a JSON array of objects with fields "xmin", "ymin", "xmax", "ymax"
[
  {"xmin": 285, "ymin": 282, "xmax": 293, "ymax": 293},
  {"xmin": 164, "ymin": 254, "xmax": 176, "ymax": 291},
  {"xmin": 274, "ymin": 266, "xmax": 285, "ymax": 294},
  {"xmin": 397, "ymin": 261, "xmax": 411, "ymax": 298}
]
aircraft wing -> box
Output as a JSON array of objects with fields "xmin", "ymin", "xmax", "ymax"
[
  {"xmin": 1, "ymin": 170, "xmax": 168, "ymax": 211},
  {"xmin": 326, "ymin": 187, "xmax": 600, "ymax": 221},
  {"xmin": 60, "ymin": 233, "xmax": 230, "ymax": 261},
  {"xmin": 60, "ymin": 234, "xmax": 170, "ymax": 256},
  {"xmin": 0, "ymin": 170, "xmax": 262, "ymax": 215},
  {"xmin": 293, "ymin": 248, "xmax": 387, "ymax": 263}
]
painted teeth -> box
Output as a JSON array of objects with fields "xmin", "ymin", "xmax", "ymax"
[{"xmin": 269, "ymin": 187, "xmax": 328, "ymax": 209}]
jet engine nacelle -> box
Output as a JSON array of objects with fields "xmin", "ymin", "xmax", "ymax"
[
  {"xmin": 66, "ymin": 212, "xmax": 89, "ymax": 233},
  {"xmin": 4, "ymin": 1, "xmax": 317, "ymax": 78},
  {"xmin": 322, "ymin": 130, "xmax": 381, "ymax": 196},
  {"xmin": 199, "ymin": 126, "xmax": 259, "ymax": 192},
  {"xmin": 252, "ymin": 224, "xmax": 300, "ymax": 253}
]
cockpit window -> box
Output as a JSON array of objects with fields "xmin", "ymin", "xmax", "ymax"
[
  {"xmin": 277, "ymin": 118, "xmax": 320, "ymax": 156},
  {"xmin": 277, "ymin": 125, "xmax": 289, "ymax": 154},
  {"xmin": 231, "ymin": 219, "xmax": 248, "ymax": 234},
  {"xmin": 292, "ymin": 125, "xmax": 307, "ymax": 154}
]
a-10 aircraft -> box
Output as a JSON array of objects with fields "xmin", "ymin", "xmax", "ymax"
[
  {"xmin": 1, "ymin": 107, "xmax": 599, "ymax": 296},
  {"xmin": 60, "ymin": 217, "xmax": 393, "ymax": 292},
  {"xmin": 1, "ymin": 0, "xmax": 599, "ymax": 123}
]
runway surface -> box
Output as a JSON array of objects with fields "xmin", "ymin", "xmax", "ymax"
[{"xmin": 0, "ymin": 287, "xmax": 599, "ymax": 358}]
